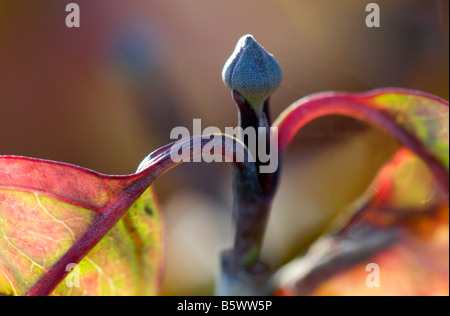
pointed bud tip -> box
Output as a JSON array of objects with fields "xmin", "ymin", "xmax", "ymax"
[
  {"xmin": 222, "ymin": 35, "xmax": 282, "ymax": 112},
  {"xmin": 237, "ymin": 34, "xmax": 257, "ymax": 49}
]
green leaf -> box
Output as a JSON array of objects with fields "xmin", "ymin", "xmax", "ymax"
[{"xmin": 368, "ymin": 92, "xmax": 449, "ymax": 170}]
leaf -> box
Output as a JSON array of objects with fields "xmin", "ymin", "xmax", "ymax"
[
  {"xmin": 0, "ymin": 135, "xmax": 253, "ymax": 296},
  {"xmin": 270, "ymin": 88, "xmax": 449, "ymax": 295},
  {"xmin": 274, "ymin": 88, "xmax": 449, "ymax": 189},
  {"xmin": 274, "ymin": 150, "xmax": 449, "ymax": 296},
  {"xmin": 0, "ymin": 156, "xmax": 160, "ymax": 296},
  {"xmin": 52, "ymin": 187, "xmax": 162, "ymax": 296}
]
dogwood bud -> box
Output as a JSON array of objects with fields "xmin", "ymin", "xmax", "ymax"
[{"xmin": 222, "ymin": 35, "xmax": 282, "ymax": 116}]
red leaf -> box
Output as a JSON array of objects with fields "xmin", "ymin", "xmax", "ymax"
[
  {"xmin": 0, "ymin": 135, "xmax": 251, "ymax": 296},
  {"xmin": 0, "ymin": 156, "xmax": 157, "ymax": 296},
  {"xmin": 271, "ymin": 89, "xmax": 449, "ymax": 296}
]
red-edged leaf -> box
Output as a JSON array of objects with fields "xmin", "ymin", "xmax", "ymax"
[
  {"xmin": 274, "ymin": 150, "xmax": 449, "ymax": 296},
  {"xmin": 314, "ymin": 150, "xmax": 448, "ymax": 296},
  {"xmin": 274, "ymin": 88, "xmax": 449, "ymax": 189},
  {"xmin": 271, "ymin": 88, "xmax": 449, "ymax": 296},
  {"xmin": 0, "ymin": 135, "xmax": 251, "ymax": 296},
  {"xmin": 0, "ymin": 156, "xmax": 160, "ymax": 296}
]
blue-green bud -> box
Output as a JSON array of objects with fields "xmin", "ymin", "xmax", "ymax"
[{"xmin": 222, "ymin": 35, "xmax": 282, "ymax": 116}]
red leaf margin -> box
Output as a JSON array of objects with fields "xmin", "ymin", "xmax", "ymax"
[{"xmin": 273, "ymin": 88, "xmax": 449, "ymax": 191}]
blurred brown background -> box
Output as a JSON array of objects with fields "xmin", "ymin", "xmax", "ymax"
[{"xmin": 0, "ymin": 0, "xmax": 448, "ymax": 295}]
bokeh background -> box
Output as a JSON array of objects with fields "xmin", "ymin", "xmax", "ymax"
[{"xmin": 0, "ymin": 0, "xmax": 448, "ymax": 295}]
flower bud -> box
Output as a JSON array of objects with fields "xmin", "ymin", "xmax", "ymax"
[{"xmin": 222, "ymin": 35, "xmax": 282, "ymax": 116}]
